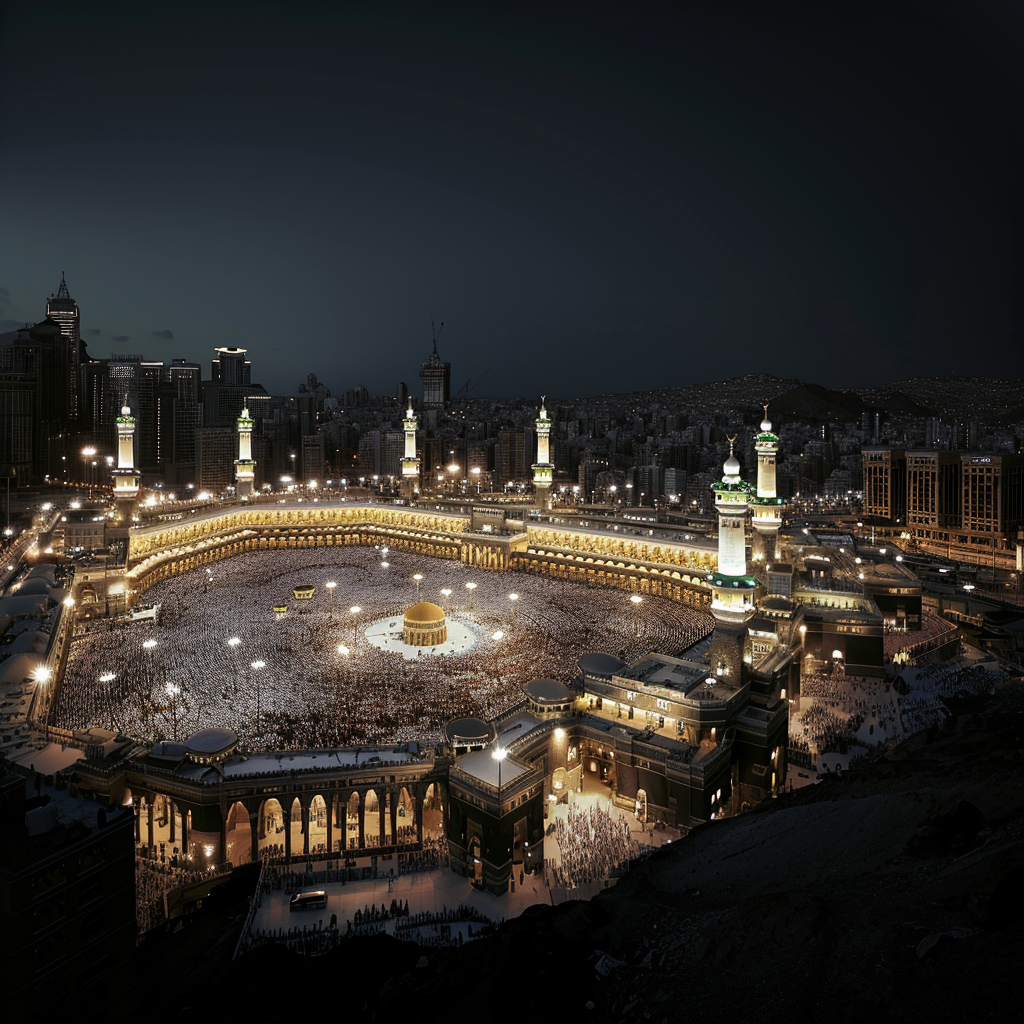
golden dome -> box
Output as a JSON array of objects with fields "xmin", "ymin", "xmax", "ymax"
[{"xmin": 404, "ymin": 601, "xmax": 445, "ymax": 623}]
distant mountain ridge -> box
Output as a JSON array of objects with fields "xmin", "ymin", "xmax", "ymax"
[{"xmin": 575, "ymin": 374, "xmax": 1023, "ymax": 422}]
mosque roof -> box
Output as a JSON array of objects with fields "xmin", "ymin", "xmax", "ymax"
[
  {"xmin": 524, "ymin": 677, "xmax": 572, "ymax": 703},
  {"xmin": 183, "ymin": 728, "xmax": 239, "ymax": 756},
  {"xmin": 445, "ymin": 717, "xmax": 492, "ymax": 743},
  {"xmin": 578, "ymin": 652, "xmax": 626, "ymax": 677},
  {"xmin": 404, "ymin": 601, "xmax": 445, "ymax": 623}
]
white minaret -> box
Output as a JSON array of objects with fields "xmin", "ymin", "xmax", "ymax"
[
  {"xmin": 707, "ymin": 437, "xmax": 755, "ymax": 680},
  {"xmin": 234, "ymin": 406, "xmax": 256, "ymax": 497},
  {"xmin": 750, "ymin": 405, "xmax": 784, "ymax": 562},
  {"xmin": 401, "ymin": 399, "xmax": 421, "ymax": 497},
  {"xmin": 112, "ymin": 402, "xmax": 140, "ymax": 518},
  {"xmin": 532, "ymin": 396, "xmax": 553, "ymax": 507}
]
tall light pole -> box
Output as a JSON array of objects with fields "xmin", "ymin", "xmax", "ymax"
[
  {"xmin": 250, "ymin": 660, "xmax": 265, "ymax": 737},
  {"xmin": 963, "ymin": 583, "xmax": 975, "ymax": 617},
  {"xmin": 81, "ymin": 447, "xmax": 97, "ymax": 497},
  {"xmin": 440, "ymin": 587, "xmax": 452, "ymax": 609},
  {"xmin": 630, "ymin": 593, "xmax": 643, "ymax": 637},
  {"xmin": 465, "ymin": 581, "xmax": 477, "ymax": 611},
  {"xmin": 413, "ymin": 574, "xmax": 423, "ymax": 600},
  {"xmin": 326, "ymin": 581, "xmax": 336, "ymax": 616},
  {"xmin": 165, "ymin": 680, "xmax": 180, "ymax": 741},
  {"xmin": 227, "ymin": 636, "xmax": 241, "ymax": 695},
  {"xmin": 349, "ymin": 606, "xmax": 361, "ymax": 643},
  {"xmin": 509, "ymin": 593, "xmax": 518, "ymax": 620}
]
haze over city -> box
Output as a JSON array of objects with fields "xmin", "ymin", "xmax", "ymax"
[{"xmin": 3, "ymin": 2, "xmax": 1022, "ymax": 398}]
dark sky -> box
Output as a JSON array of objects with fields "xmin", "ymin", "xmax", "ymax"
[{"xmin": 2, "ymin": 2, "xmax": 1021, "ymax": 399}]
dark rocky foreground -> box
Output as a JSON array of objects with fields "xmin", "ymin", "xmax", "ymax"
[{"xmin": 139, "ymin": 686, "xmax": 1024, "ymax": 1023}]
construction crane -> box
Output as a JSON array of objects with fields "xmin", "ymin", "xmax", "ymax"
[
  {"xmin": 455, "ymin": 367, "xmax": 490, "ymax": 398},
  {"xmin": 431, "ymin": 319, "xmax": 444, "ymax": 354}
]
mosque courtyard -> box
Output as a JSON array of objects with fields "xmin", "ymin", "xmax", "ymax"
[{"xmin": 54, "ymin": 545, "xmax": 714, "ymax": 750}]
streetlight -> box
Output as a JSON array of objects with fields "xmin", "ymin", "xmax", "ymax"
[
  {"xmin": 471, "ymin": 466, "xmax": 481, "ymax": 493},
  {"xmin": 350, "ymin": 606, "xmax": 361, "ymax": 642},
  {"xmin": 81, "ymin": 447, "xmax": 97, "ymax": 497},
  {"xmin": 630, "ymin": 594, "xmax": 643, "ymax": 636},
  {"xmin": 326, "ymin": 581, "xmax": 336, "ymax": 616},
  {"xmin": 963, "ymin": 583, "xmax": 975, "ymax": 617},
  {"xmin": 440, "ymin": 587, "xmax": 452, "ymax": 608},
  {"xmin": 509, "ymin": 593, "xmax": 518, "ymax": 619},
  {"xmin": 413, "ymin": 574, "xmax": 423, "ymax": 600},
  {"xmin": 250, "ymin": 660, "xmax": 265, "ymax": 736},
  {"xmin": 165, "ymin": 680, "xmax": 180, "ymax": 741},
  {"xmin": 465, "ymin": 581, "xmax": 477, "ymax": 611}
]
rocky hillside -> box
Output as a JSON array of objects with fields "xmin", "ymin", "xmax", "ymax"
[{"xmin": 138, "ymin": 686, "xmax": 1024, "ymax": 1023}]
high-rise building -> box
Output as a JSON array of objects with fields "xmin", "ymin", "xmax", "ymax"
[
  {"xmin": 45, "ymin": 273, "xmax": 83, "ymax": 422},
  {"xmin": 862, "ymin": 448, "xmax": 906, "ymax": 522},
  {"xmin": 419, "ymin": 331, "xmax": 450, "ymax": 409},
  {"xmin": 905, "ymin": 450, "xmax": 961, "ymax": 547},
  {"xmin": 196, "ymin": 426, "xmax": 238, "ymax": 492},
  {"xmin": 211, "ymin": 347, "xmax": 251, "ymax": 385}
]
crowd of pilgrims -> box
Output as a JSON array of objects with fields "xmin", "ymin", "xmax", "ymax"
[
  {"xmin": 241, "ymin": 902, "xmax": 497, "ymax": 956},
  {"xmin": 794, "ymin": 656, "xmax": 1010, "ymax": 756},
  {"xmin": 54, "ymin": 547, "xmax": 713, "ymax": 749},
  {"xmin": 549, "ymin": 803, "xmax": 644, "ymax": 890},
  {"xmin": 135, "ymin": 857, "xmax": 231, "ymax": 936}
]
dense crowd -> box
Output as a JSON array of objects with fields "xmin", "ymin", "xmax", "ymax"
[
  {"xmin": 549, "ymin": 803, "xmax": 643, "ymax": 890},
  {"xmin": 135, "ymin": 857, "xmax": 231, "ymax": 937},
  {"xmin": 54, "ymin": 547, "xmax": 713, "ymax": 749}
]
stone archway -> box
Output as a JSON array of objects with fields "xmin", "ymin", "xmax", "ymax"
[
  {"xmin": 225, "ymin": 801, "xmax": 252, "ymax": 867},
  {"xmin": 423, "ymin": 783, "xmax": 443, "ymax": 839},
  {"xmin": 258, "ymin": 797, "xmax": 285, "ymax": 858},
  {"xmin": 308, "ymin": 795, "xmax": 328, "ymax": 855}
]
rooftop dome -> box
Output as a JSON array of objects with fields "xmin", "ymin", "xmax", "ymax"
[
  {"xmin": 404, "ymin": 601, "xmax": 445, "ymax": 623},
  {"xmin": 525, "ymin": 677, "xmax": 572, "ymax": 703},
  {"xmin": 445, "ymin": 717, "xmax": 492, "ymax": 744},
  {"xmin": 578, "ymin": 652, "xmax": 626, "ymax": 677},
  {"xmin": 183, "ymin": 727, "xmax": 239, "ymax": 757}
]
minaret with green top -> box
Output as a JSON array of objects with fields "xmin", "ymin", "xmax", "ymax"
[
  {"xmin": 707, "ymin": 437, "xmax": 756, "ymax": 680},
  {"xmin": 532, "ymin": 396, "xmax": 553, "ymax": 508},
  {"xmin": 234, "ymin": 406, "xmax": 256, "ymax": 497},
  {"xmin": 750, "ymin": 404, "xmax": 785, "ymax": 563}
]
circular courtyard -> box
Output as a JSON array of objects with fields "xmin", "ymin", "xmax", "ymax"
[{"xmin": 55, "ymin": 546, "xmax": 713, "ymax": 749}]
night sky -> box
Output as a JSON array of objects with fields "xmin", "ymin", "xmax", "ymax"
[{"xmin": 2, "ymin": 2, "xmax": 1021, "ymax": 399}]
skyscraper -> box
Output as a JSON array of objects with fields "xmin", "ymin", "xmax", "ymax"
[
  {"xmin": 212, "ymin": 347, "xmax": 251, "ymax": 386},
  {"xmin": 45, "ymin": 273, "xmax": 82, "ymax": 422},
  {"xmin": 419, "ymin": 329, "xmax": 450, "ymax": 409}
]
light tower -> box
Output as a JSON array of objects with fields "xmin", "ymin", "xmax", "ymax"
[
  {"xmin": 750, "ymin": 405, "xmax": 784, "ymax": 563},
  {"xmin": 532, "ymin": 396, "xmax": 553, "ymax": 508},
  {"xmin": 707, "ymin": 437, "xmax": 756, "ymax": 681},
  {"xmin": 112, "ymin": 402, "xmax": 140, "ymax": 520},
  {"xmin": 401, "ymin": 399, "xmax": 421, "ymax": 498},
  {"xmin": 234, "ymin": 406, "xmax": 256, "ymax": 497}
]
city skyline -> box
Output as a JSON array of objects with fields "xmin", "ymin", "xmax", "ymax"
[{"xmin": 2, "ymin": 3, "xmax": 1022, "ymax": 399}]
